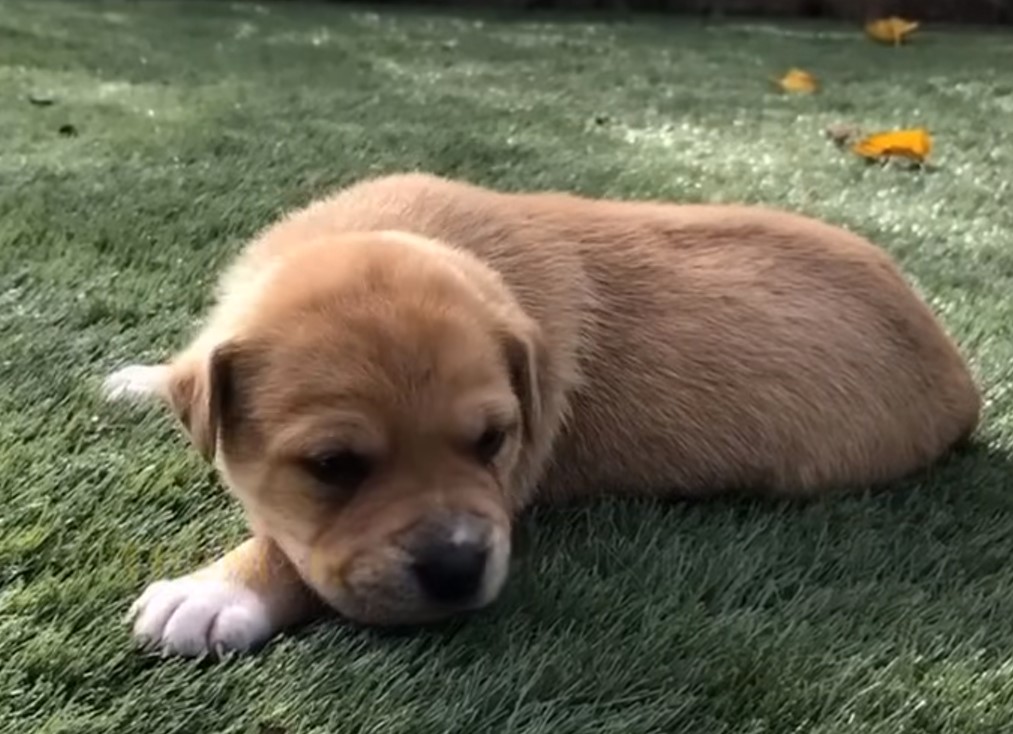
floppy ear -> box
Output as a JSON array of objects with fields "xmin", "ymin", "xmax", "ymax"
[
  {"xmin": 501, "ymin": 315, "xmax": 546, "ymax": 442},
  {"xmin": 165, "ymin": 344, "xmax": 236, "ymax": 463}
]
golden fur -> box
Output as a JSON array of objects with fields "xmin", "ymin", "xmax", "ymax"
[{"xmin": 110, "ymin": 173, "xmax": 979, "ymax": 653}]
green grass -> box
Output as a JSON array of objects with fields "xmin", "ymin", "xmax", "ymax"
[{"xmin": 2, "ymin": 2, "xmax": 1013, "ymax": 732}]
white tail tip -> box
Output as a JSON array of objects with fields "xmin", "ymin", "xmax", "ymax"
[{"xmin": 102, "ymin": 364, "xmax": 168, "ymax": 402}]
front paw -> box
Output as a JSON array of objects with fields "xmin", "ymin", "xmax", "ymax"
[{"xmin": 128, "ymin": 577, "xmax": 274, "ymax": 657}]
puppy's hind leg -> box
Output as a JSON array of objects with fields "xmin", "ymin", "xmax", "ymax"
[{"xmin": 102, "ymin": 363, "xmax": 171, "ymax": 403}]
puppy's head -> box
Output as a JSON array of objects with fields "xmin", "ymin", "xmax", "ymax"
[{"xmin": 170, "ymin": 232, "xmax": 544, "ymax": 625}]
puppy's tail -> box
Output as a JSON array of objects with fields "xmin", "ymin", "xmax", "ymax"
[{"xmin": 102, "ymin": 364, "xmax": 170, "ymax": 403}]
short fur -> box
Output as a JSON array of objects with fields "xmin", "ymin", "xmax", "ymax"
[{"xmin": 109, "ymin": 173, "xmax": 979, "ymax": 654}]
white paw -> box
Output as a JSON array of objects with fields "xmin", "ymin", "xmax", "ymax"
[
  {"xmin": 128, "ymin": 577, "xmax": 274, "ymax": 658},
  {"xmin": 103, "ymin": 364, "xmax": 168, "ymax": 402}
]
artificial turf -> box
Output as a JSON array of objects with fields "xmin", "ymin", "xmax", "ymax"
[{"xmin": 2, "ymin": 2, "xmax": 1013, "ymax": 732}]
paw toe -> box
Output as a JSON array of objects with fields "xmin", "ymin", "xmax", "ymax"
[{"xmin": 128, "ymin": 577, "xmax": 273, "ymax": 658}]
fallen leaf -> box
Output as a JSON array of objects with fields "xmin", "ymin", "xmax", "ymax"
[
  {"xmin": 776, "ymin": 68, "xmax": 818, "ymax": 94},
  {"xmin": 851, "ymin": 128, "xmax": 932, "ymax": 163},
  {"xmin": 865, "ymin": 17, "xmax": 920, "ymax": 45},
  {"xmin": 28, "ymin": 93, "xmax": 55, "ymax": 106}
]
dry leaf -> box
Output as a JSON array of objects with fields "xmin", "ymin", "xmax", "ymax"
[
  {"xmin": 776, "ymin": 68, "xmax": 818, "ymax": 94},
  {"xmin": 865, "ymin": 17, "xmax": 920, "ymax": 45},
  {"xmin": 851, "ymin": 128, "xmax": 932, "ymax": 163}
]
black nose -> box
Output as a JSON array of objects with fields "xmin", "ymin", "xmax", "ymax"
[{"xmin": 413, "ymin": 540, "xmax": 488, "ymax": 604}]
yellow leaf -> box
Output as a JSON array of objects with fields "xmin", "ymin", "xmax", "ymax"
[
  {"xmin": 776, "ymin": 68, "xmax": 818, "ymax": 94},
  {"xmin": 865, "ymin": 17, "xmax": 920, "ymax": 45},
  {"xmin": 851, "ymin": 128, "xmax": 932, "ymax": 163}
]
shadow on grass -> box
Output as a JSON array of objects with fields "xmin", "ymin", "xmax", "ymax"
[
  {"xmin": 258, "ymin": 441, "xmax": 1013, "ymax": 730},
  {"xmin": 309, "ymin": 439, "xmax": 1013, "ymax": 644}
]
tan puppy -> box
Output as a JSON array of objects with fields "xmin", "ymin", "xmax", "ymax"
[{"xmin": 105, "ymin": 173, "xmax": 979, "ymax": 657}]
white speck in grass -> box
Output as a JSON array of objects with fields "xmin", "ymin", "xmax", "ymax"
[
  {"xmin": 231, "ymin": 2, "xmax": 268, "ymax": 14},
  {"xmin": 353, "ymin": 12, "xmax": 381, "ymax": 26},
  {"xmin": 995, "ymin": 96, "xmax": 1013, "ymax": 114},
  {"xmin": 234, "ymin": 22, "xmax": 257, "ymax": 40},
  {"xmin": 98, "ymin": 82, "xmax": 131, "ymax": 98}
]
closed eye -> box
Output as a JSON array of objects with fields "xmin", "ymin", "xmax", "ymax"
[
  {"xmin": 473, "ymin": 425, "xmax": 510, "ymax": 464},
  {"xmin": 301, "ymin": 450, "xmax": 372, "ymax": 491}
]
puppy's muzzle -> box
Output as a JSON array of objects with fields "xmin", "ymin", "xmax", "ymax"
[{"xmin": 405, "ymin": 512, "xmax": 493, "ymax": 605}]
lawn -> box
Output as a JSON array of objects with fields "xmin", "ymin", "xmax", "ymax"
[{"xmin": 2, "ymin": 1, "xmax": 1013, "ymax": 732}]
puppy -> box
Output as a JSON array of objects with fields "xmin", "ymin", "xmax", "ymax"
[{"xmin": 105, "ymin": 173, "xmax": 980, "ymax": 657}]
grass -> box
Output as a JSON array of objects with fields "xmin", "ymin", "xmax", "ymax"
[{"xmin": 2, "ymin": 1, "xmax": 1013, "ymax": 732}]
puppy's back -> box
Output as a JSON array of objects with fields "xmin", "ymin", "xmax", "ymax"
[
  {"xmin": 229, "ymin": 174, "xmax": 980, "ymax": 498},
  {"xmin": 518, "ymin": 198, "xmax": 980, "ymax": 497}
]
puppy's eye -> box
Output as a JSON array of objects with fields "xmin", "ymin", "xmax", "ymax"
[
  {"xmin": 474, "ymin": 427, "xmax": 507, "ymax": 464},
  {"xmin": 303, "ymin": 451, "xmax": 371, "ymax": 490}
]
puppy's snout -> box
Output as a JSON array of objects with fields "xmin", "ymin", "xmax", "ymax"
[
  {"xmin": 409, "ymin": 513, "xmax": 491, "ymax": 604},
  {"xmin": 413, "ymin": 539, "xmax": 488, "ymax": 603}
]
